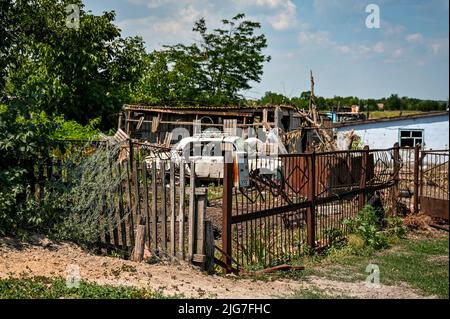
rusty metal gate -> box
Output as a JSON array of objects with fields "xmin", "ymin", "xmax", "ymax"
[
  {"xmin": 220, "ymin": 145, "xmax": 401, "ymax": 272},
  {"xmin": 419, "ymin": 149, "xmax": 449, "ymax": 221}
]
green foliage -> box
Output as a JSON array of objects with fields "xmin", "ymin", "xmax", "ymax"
[
  {"xmin": 3, "ymin": 0, "xmax": 146, "ymax": 129},
  {"xmin": 16, "ymin": 111, "xmax": 101, "ymax": 141},
  {"xmin": 258, "ymin": 91, "xmax": 446, "ymax": 112},
  {"xmin": 259, "ymin": 91, "xmax": 291, "ymax": 105},
  {"xmin": 0, "ymin": 101, "xmax": 101, "ymax": 236},
  {"xmin": 132, "ymin": 13, "xmax": 270, "ymax": 106},
  {"xmin": 343, "ymin": 205, "xmax": 388, "ymax": 250},
  {"xmin": 342, "ymin": 206, "xmax": 406, "ymax": 254},
  {"xmin": 385, "ymin": 216, "xmax": 407, "ymax": 238},
  {"xmin": 323, "ymin": 228, "xmax": 344, "ymax": 247},
  {"xmin": 0, "ymin": 277, "xmax": 177, "ymax": 299},
  {"xmin": 51, "ymin": 144, "xmax": 124, "ymax": 248},
  {"xmin": 0, "ymin": 102, "xmax": 54, "ymax": 234}
]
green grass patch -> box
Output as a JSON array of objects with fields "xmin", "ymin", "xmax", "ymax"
[
  {"xmin": 368, "ymin": 111, "xmax": 424, "ymax": 119},
  {"xmin": 289, "ymin": 287, "xmax": 352, "ymax": 299},
  {"xmin": 286, "ymin": 236, "xmax": 449, "ymax": 299},
  {"xmin": 0, "ymin": 277, "xmax": 180, "ymax": 299}
]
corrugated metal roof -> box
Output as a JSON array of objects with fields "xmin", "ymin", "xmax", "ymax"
[{"xmin": 123, "ymin": 104, "xmax": 297, "ymax": 112}]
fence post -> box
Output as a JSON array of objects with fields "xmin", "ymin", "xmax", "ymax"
[
  {"xmin": 222, "ymin": 161, "xmax": 233, "ymax": 273},
  {"xmin": 306, "ymin": 150, "xmax": 316, "ymax": 250},
  {"xmin": 392, "ymin": 143, "xmax": 400, "ymax": 213},
  {"xmin": 204, "ymin": 221, "xmax": 215, "ymax": 274},
  {"xmin": 358, "ymin": 146, "xmax": 369, "ymax": 210},
  {"xmin": 169, "ymin": 161, "xmax": 176, "ymax": 258},
  {"xmin": 192, "ymin": 187, "xmax": 207, "ymax": 265},
  {"xmin": 188, "ymin": 162, "xmax": 196, "ymax": 261},
  {"xmin": 178, "ymin": 162, "xmax": 186, "ymax": 260},
  {"xmin": 132, "ymin": 220, "xmax": 146, "ymax": 262},
  {"xmin": 413, "ymin": 143, "xmax": 421, "ymax": 214}
]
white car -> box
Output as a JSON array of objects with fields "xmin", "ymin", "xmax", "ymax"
[{"xmin": 145, "ymin": 133, "xmax": 281, "ymax": 182}]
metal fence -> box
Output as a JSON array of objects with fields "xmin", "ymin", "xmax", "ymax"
[
  {"xmin": 419, "ymin": 149, "xmax": 449, "ymax": 220},
  {"xmin": 220, "ymin": 145, "xmax": 401, "ymax": 271}
]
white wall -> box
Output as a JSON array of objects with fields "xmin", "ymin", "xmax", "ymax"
[{"xmin": 336, "ymin": 114, "xmax": 449, "ymax": 150}]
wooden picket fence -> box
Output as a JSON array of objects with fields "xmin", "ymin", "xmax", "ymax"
[{"xmin": 98, "ymin": 145, "xmax": 214, "ymax": 271}]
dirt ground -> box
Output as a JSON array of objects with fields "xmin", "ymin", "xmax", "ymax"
[{"xmin": 0, "ymin": 235, "xmax": 433, "ymax": 299}]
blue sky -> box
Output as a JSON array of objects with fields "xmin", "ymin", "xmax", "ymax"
[{"xmin": 83, "ymin": 0, "xmax": 449, "ymax": 100}]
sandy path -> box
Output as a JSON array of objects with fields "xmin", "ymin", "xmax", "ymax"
[
  {"xmin": 0, "ymin": 237, "xmax": 303, "ymax": 298},
  {"xmin": 0, "ymin": 236, "xmax": 430, "ymax": 299}
]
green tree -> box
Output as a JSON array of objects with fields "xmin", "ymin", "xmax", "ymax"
[
  {"xmin": 133, "ymin": 13, "xmax": 270, "ymax": 105},
  {"xmin": 259, "ymin": 91, "xmax": 290, "ymax": 105},
  {"xmin": 4, "ymin": 0, "xmax": 146, "ymax": 128}
]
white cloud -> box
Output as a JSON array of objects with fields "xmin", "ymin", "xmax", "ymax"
[
  {"xmin": 373, "ymin": 42, "xmax": 385, "ymax": 53},
  {"xmin": 298, "ymin": 30, "xmax": 336, "ymax": 47},
  {"xmin": 382, "ymin": 22, "xmax": 405, "ymax": 36},
  {"xmin": 267, "ymin": 0, "xmax": 297, "ymax": 30},
  {"xmin": 236, "ymin": 0, "xmax": 298, "ymax": 30},
  {"xmin": 118, "ymin": 4, "xmax": 217, "ymax": 48},
  {"xmin": 430, "ymin": 42, "xmax": 443, "ymax": 55},
  {"xmin": 313, "ymin": 0, "xmax": 367, "ymax": 14},
  {"xmin": 392, "ymin": 48, "xmax": 403, "ymax": 58},
  {"xmin": 406, "ymin": 33, "xmax": 423, "ymax": 43},
  {"xmin": 126, "ymin": 0, "xmax": 173, "ymax": 8},
  {"xmin": 243, "ymin": 0, "xmax": 286, "ymax": 9},
  {"xmin": 428, "ymin": 38, "xmax": 449, "ymax": 56},
  {"xmin": 298, "ymin": 30, "xmax": 387, "ymax": 58}
]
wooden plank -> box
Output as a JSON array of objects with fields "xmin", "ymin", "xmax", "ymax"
[
  {"xmin": 170, "ymin": 161, "xmax": 176, "ymax": 257},
  {"xmin": 116, "ymin": 163, "xmax": 127, "ymax": 250},
  {"xmin": 151, "ymin": 161, "xmax": 158, "ymax": 250},
  {"xmin": 161, "ymin": 163, "xmax": 167, "ymax": 252},
  {"xmin": 142, "ymin": 161, "xmax": 151, "ymax": 249},
  {"xmin": 204, "ymin": 221, "xmax": 215, "ymax": 274},
  {"xmin": 178, "ymin": 163, "xmax": 186, "ymax": 260},
  {"xmin": 102, "ymin": 192, "xmax": 111, "ymax": 254},
  {"xmin": 195, "ymin": 187, "xmax": 207, "ymax": 257},
  {"xmin": 99, "ymin": 192, "xmax": 107, "ymax": 254},
  {"xmin": 125, "ymin": 160, "xmax": 134, "ymax": 248},
  {"xmin": 222, "ymin": 161, "xmax": 233, "ymax": 272},
  {"xmin": 132, "ymin": 224, "xmax": 146, "ymax": 262},
  {"xmin": 133, "ymin": 157, "xmax": 141, "ymax": 228},
  {"xmin": 188, "ymin": 162, "xmax": 196, "ymax": 260}
]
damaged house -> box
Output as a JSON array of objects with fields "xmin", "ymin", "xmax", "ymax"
[{"xmin": 119, "ymin": 104, "xmax": 311, "ymax": 152}]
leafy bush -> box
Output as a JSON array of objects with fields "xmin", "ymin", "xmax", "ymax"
[
  {"xmin": 343, "ymin": 205, "xmax": 389, "ymax": 250},
  {"xmin": 51, "ymin": 144, "xmax": 124, "ymax": 248},
  {"xmin": 385, "ymin": 216, "xmax": 407, "ymax": 238},
  {"xmin": 0, "ymin": 103, "xmax": 102, "ymax": 236}
]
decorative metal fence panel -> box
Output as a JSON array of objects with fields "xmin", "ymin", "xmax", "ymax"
[{"xmin": 221, "ymin": 146, "xmax": 401, "ymax": 271}]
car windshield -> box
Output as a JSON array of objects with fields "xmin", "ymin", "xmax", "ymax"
[{"xmin": 180, "ymin": 139, "xmax": 241, "ymax": 157}]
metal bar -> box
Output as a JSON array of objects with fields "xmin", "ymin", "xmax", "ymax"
[
  {"xmin": 358, "ymin": 146, "xmax": 369, "ymax": 210},
  {"xmin": 413, "ymin": 143, "xmax": 421, "ymax": 214},
  {"xmin": 306, "ymin": 151, "xmax": 316, "ymax": 249}
]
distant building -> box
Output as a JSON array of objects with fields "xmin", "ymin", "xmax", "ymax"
[
  {"xmin": 377, "ymin": 103, "xmax": 384, "ymax": 110},
  {"xmin": 334, "ymin": 111, "xmax": 449, "ymax": 150}
]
